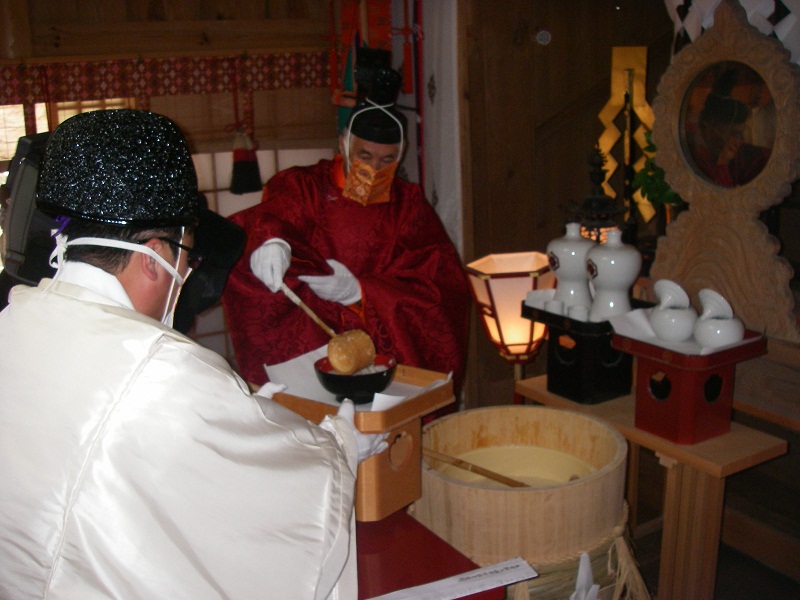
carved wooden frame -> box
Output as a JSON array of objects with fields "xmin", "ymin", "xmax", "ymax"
[{"xmin": 650, "ymin": 0, "xmax": 800, "ymax": 342}]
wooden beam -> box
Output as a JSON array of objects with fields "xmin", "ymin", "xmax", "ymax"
[
  {"xmin": 0, "ymin": 0, "xmax": 33, "ymax": 59},
  {"xmin": 458, "ymin": 0, "xmax": 474, "ymax": 262},
  {"xmin": 722, "ymin": 506, "xmax": 800, "ymax": 582},
  {"xmin": 29, "ymin": 19, "xmax": 328, "ymax": 59}
]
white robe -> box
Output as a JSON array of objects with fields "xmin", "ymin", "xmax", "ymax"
[{"xmin": 0, "ymin": 265, "xmax": 359, "ymax": 599}]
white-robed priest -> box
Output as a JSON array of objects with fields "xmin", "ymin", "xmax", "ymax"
[{"xmin": 0, "ymin": 109, "xmax": 386, "ymax": 600}]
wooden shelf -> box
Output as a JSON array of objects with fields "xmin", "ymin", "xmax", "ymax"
[
  {"xmin": 514, "ymin": 376, "xmax": 787, "ymax": 478},
  {"xmin": 514, "ymin": 375, "xmax": 788, "ymax": 600}
]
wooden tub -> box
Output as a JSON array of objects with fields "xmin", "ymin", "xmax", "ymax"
[{"xmin": 410, "ymin": 405, "xmax": 627, "ymax": 570}]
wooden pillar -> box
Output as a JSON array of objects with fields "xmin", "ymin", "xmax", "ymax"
[{"xmin": 0, "ymin": 0, "xmax": 32, "ymax": 59}]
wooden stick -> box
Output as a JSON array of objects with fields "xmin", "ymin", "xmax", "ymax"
[
  {"xmin": 281, "ymin": 283, "xmax": 337, "ymax": 338},
  {"xmin": 422, "ymin": 447, "xmax": 528, "ymax": 488}
]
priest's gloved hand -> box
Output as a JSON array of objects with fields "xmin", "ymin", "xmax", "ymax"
[
  {"xmin": 337, "ymin": 399, "xmax": 389, "ymax": 464},
  {"xmin": 250, "ymin": 239, "xmax": 291, "ymax": 292},
  {"xmin": 299, "ymin": 259, "xmax": 362, "ymax": 305}
]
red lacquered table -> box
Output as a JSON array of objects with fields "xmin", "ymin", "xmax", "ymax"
[{"xmin": 356, "ymin": 510, "xmax": 506, "ymax": 600}]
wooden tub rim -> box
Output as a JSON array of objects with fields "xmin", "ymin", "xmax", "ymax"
[{"xmin": 421, "ymin": 405, "xmax": 627, "ymax": 492}]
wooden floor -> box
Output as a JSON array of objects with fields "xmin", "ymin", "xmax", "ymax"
[
  {"xmin": 635, "ymin": 530, "xmax": 800, "ymax": 599},
  {"xmin": 632, "ymin": 438, "xmax": 800, "ymax": 599},
  {"xmin": 713, "ymin": 544, "xmax": 800, "ymax": 600}
]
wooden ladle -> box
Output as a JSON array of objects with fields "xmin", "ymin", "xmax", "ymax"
[
  {"xmin": 281, "ymin": 283, "xmax": 337, "ymax": 337},
  {"xmin": 422, "ymin": 447, "xmax": 528, "ymax": 488},
  {"xmin": 281, "ymin": 283, "xmax": 376, "ymax": 374}
]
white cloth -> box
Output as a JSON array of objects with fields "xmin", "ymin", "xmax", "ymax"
[
  {"xmin": 336, "ymin": 399, "xmax": 390, "ymax": 464},
  {"xmin": 266, "ymin": 345, "xmax": 333, "ymax": 401},
  {"xmin": 420, "ymin": 0, "xmax": 464, "ymax": 255},
  {"xmin": 569, "ymin": 552, "xmax": 599, "ymax": 600},
  {"xmin": 57, "ymin": 260, "xmax": 135, "ymax": 309},
  {"xmin": 0, "ymin": 267, "xmax": 359, "ymax": 600}
]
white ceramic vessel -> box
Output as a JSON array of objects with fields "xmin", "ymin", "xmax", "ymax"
[
  {"xmin": 649, "ymin": 279, "xmax": 697, "ymax": 342},
  {"xmin": 697, "ymin": 288, "xmax": 735, "ymax": 319},
  {"xmin": 693, "ymin": 288, "xmax": 745, "ymax": 348},
  {"xmin": 546, "ymin": 222, "xmax": 596, "ymax": 309},
  {"xmin": 567, "ymin": 304, "xmax": 589, "ymax": 322},
  {"xmin": 650, "ymin": 307, "xmax": 698, "ymax": 342},
  {"xmin": 586, "ymin": 228, "xmax": 641, "ymax": 322},
  {"xmin": 652, "ymin": 279, "xmax": 691, "ymax": 309}
]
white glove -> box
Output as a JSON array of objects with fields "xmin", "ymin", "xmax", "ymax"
[
  {"xmin": 250, "ymin": 239, "xmax": 291, "ymax": 292},
  {"xmin": 255, "ymin": 381, "xmax": 287, "ymax": 399},
  {"xmin": 298, "ymin": 259, "xmax": 362, "ymax": 305},
  {"xmin": 337, "ymin": 399, "xmax": 389, "ymax": 464}
]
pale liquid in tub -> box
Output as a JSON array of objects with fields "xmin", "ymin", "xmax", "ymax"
[{"xmin": 439, "ymin": 445, "xmax": 595, "ymax": 488}]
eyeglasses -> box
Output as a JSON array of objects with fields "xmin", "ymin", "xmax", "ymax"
[
  {"xmin": 158, "ymin": 237, "xmax": 204, "ymax": 270},
  {"xmin": 139, "ymin": 237, "xmax": 203, "ymax": 270}
]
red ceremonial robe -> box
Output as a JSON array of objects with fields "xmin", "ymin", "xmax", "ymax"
[{"xmin": 222, "ymin": 157, "xmax": 470, "ymax": 392}]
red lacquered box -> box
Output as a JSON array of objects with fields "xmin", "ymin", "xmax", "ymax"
[{"xmin": 611, "ymin": 331, "xmax": 767, "ymax": 444}]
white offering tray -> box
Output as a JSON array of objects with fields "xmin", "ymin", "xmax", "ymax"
[
  {"xmin": 259, "ymin": 378, "xmax": 451, "ymax": 412},
  {"xmin": 608, "ymin": 308, "xmax": 754, "ymax": 356},
  {"xmin": 257, "ymin": 344, "xmax": 452, "ymax": 412},
  {"xmin": 356, "ymin": 376, "xmax": 452, "ymax": 412}
]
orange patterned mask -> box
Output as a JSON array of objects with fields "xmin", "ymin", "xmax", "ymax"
[{"xmin": 342, "ymin": 159, "xmax": 397, "ymax": 206}]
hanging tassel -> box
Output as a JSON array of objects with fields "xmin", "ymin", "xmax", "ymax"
[
  {"xmin": 230, "ymin": 128, "xmax": 262, "ymax": 195},
  {"xmin": 228, "ymin": 59, "xmax": 262, "ymax": 196}
]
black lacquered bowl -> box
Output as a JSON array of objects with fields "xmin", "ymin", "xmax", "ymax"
[{"xmin": 314, "ymin": 354, "xmax": 397, "ymax": 404}]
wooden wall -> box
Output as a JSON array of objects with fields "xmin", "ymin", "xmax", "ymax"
[
  {"xmin": 2, "ymin": 0, "xmax": 678, "ymax": 408},
  {"xmin": 1, "ymin": 0, "xmax": 336, "ymax": 153},
  {"xmin": 459, "ymin": 0, "xmax": 674, "ymax": 407},
  {"xmin": 1, "ymin": 1, "xmax": 328, "ymax": 58},
  {"xmin": 149, "ymin": 88, "xmax": 338, "ymax": 154}
]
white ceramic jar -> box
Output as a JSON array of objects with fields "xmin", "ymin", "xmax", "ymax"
[
  {"xmin": 693, "ymin": 289, "xmax": 745, "ymax": 348},
  {"xmin": 649, "ymin": 279, "xmax": 697, "ymax": 342},
  {"xmin": 546, "ymin": 222, "xmax": 596, "ymax": 310},
  {"xmin": 586, "ymin": 228, "xmax": 641, "ymax": 322}
]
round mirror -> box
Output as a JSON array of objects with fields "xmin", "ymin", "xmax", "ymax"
[
  {"xmin": 681, "ymin": 61, "xmax": 774, "ymax": 188},
  {"xmin": 650, "ymin": 0, "xmax": 800, "ymax": 343}
]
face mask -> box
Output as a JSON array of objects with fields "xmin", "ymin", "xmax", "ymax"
[
  {"xmin": 49, "ymin": 231, "xmax": 191, "ymax": 327},
  {"xmin": 343, "ymin": 159, "xmax": 398, "ymax": 206}
]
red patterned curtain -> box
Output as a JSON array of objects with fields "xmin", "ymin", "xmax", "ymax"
[{"xmin": 0, "ymin": 51, "xmax": 328, "ymax": 136}]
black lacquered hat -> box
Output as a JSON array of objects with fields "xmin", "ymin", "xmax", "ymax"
[
  {"xmin": 173, "ymin": 206, "xmax": 246, "ymax": 333},
  {"xmin": 37, "ymin": 109, "xmax": 199, "ymax": 227},
  {"xmin": 347, "ymin": 68, "xmax": 407, "ymax": 144}
]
